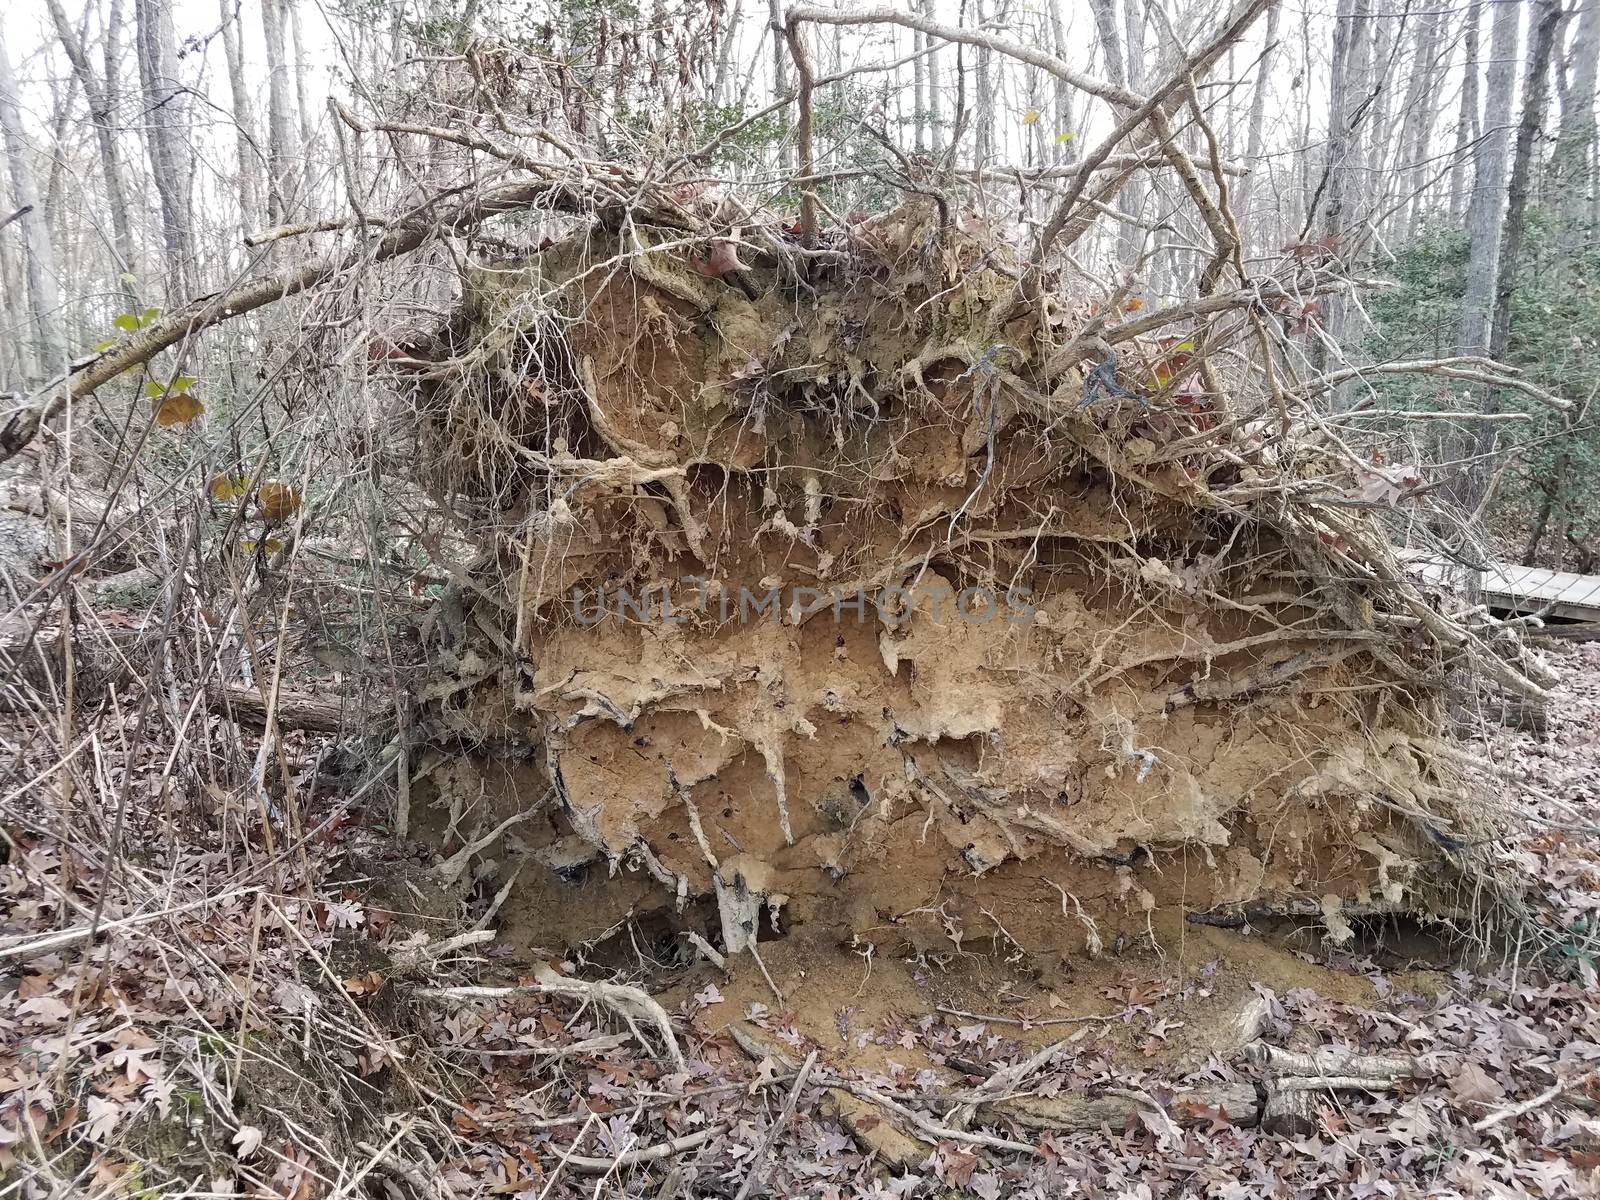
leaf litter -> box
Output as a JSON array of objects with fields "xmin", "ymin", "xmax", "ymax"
[{"xmin": 1, "ymin": 646, "xmax": 1598, "ymax": 1197}]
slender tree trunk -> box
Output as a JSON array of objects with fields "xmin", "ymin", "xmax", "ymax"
[
  {"xmin": 1237, "ymin": 1, "xmax": 1279, "ymax": 239},
  {"xmin": 1121, "ymin": 0, "xmax": 1147, "ymax": 236},
  {"xmin": 218, "ymin": 0, "xmax": 261, "ymax": 226},
  {"xmin": 0, "ymin": 24, "xmax": 65, "ymax": 377},
  {"xmin": 914, "ymin": 27, "xmax": 928, "ymax": 152},
  {"xmin": 0, "ymin": 194, "xmax": 30, "ymax": 382},
  {"xmin": 1458, "ymin": 0, "xmax": 1521, "ymax": 360},
  {"xmin": 1364, "ymin": 13, "xmax": 1393, "ymax": 173},
  {"xmin": 133, "ymin": 0, "xmax": 194, "ymax": 298},
  {"xmin": 923, "ymin": 0, "xmax": 943, "ymax": 152},
  {"xmin": 1320, "ymin": 0, "xmax": 1371, "ymax": 245},
  {"xmin": 1489, "ymin": 0, "xmax": 1561, "ymax": 364},
  {"xmin": 1314, "ymin": 0, "xmax": 1371, "ymax": 372},
  {"xmin": 1524, "ymin": 450, "xmax": 1572, "ymax": 563},
  {"xmin": 289, "ymin": 0, "xmax": 315, "ymax": 150},
  {"xmin": 1463, "ymin": 0, "xmax": 1563, "ymax": 512},
  {"xmin": 1553, "ymin": 0, "xmax": 1600, "ymax": 239},
  {"xmin": 45, "ymin": 0, "xmax": 136, "ymax": 284},
  {"xmin": 1397, "ymin": 8, "xmax": 1443, "ymax": 240},
  {"xmin": 712, "ymin": 0, "xmax": 744, "ymax": 105},
  {"xmin": 1448, "ymin": 2, "xmax": 1482, "ymax": 220},
  {"xmin": 263, "ymin": 0, "xmax": 298, "ymax": 222},
  {"xmin": 975, "ymin": 0, "xmax": 996, "ymax": 167},
  {"xmin": 1047, "ymin": 0, "xmax": 1073, "ymax": 164},
  {"xmin": 1089, "ymin": 0, "xmax": 1126, "ymax": 89},
  {"xmin": 1450, "ymin": 0, "xmax": 1521, "ymax": 510},
  {"xmin": 42, "ymin": 68, "xmax": 79, "ymax": 237},
  {"xmin": 1089, "ymin": 0, "xmax": 1136, "ymax": 264}
]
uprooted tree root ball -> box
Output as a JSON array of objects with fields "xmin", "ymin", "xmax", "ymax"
[{"xmin": 395, "ymin": 197, "xmax": 1552, "ymax": 965}]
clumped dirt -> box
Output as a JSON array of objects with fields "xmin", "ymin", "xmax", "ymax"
[{"xmin": 401, "ymin": 199, "xmax": 1540, "ymax": 990}]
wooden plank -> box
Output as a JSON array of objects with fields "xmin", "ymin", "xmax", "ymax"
[{"xmin": 1397, "ymin": 550, "xmax": 1600, "ymax": 622}]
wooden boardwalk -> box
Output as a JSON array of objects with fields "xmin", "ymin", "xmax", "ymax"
[{"xmin": 1403, "ymin": 552, "xmax": 1600, "ymax": 622}]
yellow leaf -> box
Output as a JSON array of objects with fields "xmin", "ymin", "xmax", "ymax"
[
  {"xmin": 1021, "ymin": 109, "xmax": 1041, "ymax": 125},
  {"xmin": 1054, "ymin": 130, "xmax": 1075, "ymax": 144},
  {"xmin": 207, "ymin": 474, "xmax": 249, "ymax": 501},
  {"xmin": 152, "ymin": 391, "xmax": 204, "ymax": 427},
  {"xmin": 257, "ymin": 480, "xmax": 302, "ymax": 523},
  {"xmin": 240, "ymin": 537, "xmax": 286, "ymax": 555}
]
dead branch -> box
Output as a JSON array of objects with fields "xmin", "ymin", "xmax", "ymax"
[
  {"xmin": 1243, "ymin": 1041, "xmax": 1417, "ymax": 1081},
  {"xmin": 204, "ymin": 681, "xmax": 380, "ymax": 735},
  {"xmin": 784, "ymin": 18, "xmax": 819, "ymax": 252},
  {"xmin": 419, "ymin": 963, "xmax": 685, "ymax": 1068},
  {"xmin": 784, "ymin": 5, "xmax": 1135, "ymax": 107},
  {"xmin": 1300, "ymin": 358, "xmax": 1571, "ymax": 412},
  {"xmin": 0, "ymin": 173, "xmax": 665, "ymax": 466},
  {"xmin": 1472, "ymin": 1070, "xmax": 1599, "ymax": 1132},
  {"xmin": 556, "ymin": 1126, "xmax": 729, "ymax": 1174}
]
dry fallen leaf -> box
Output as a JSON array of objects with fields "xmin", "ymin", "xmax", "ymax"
[
  {"xmin": 153, "ymin": 391, "xmax": 204, "ymax": 427},
  {"xmin": 1451, "ymin": 1060, "xmax": 1507, "ymax": 1106},
  {"xmin": 256, "ymin": 480, "xmax": 302, "ymax": 523},
  {"xmin": 232, "ymin": 1124, "xmax": 264, "ymax": 1159},
  {"xmin": 342, "ymin": 970, "xmax": 386, "ymax": 997}
]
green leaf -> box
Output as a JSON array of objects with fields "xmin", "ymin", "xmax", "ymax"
[
  {"xmin": 112, "ymin": 313, "xmax": 139, "ymax": 332},
  {"xmin": 117, "ymin": 272, "xmax": 138, "ymax": 285},
  {"xmin": 139, "ymin": 306, "xmax": 161, "ymax": 327},
  {"xmin": 169, "ymin": 375, "xmax": 197, "ymax": 391},
  {"xmin": 145, "ymin": 380, "xmax": 166, "ymax": 398},
  {"xmin": 92, "ymin": 338, "xmax": 117, "ymax": 352},
  {"xmin": 1054, "ymin": 130, "xmax": 1075, "ymax": 144}
]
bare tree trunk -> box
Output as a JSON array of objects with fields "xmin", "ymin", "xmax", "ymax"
[
  {"xmin": 1089, "ymin": 0, "xmax": 1135, "ymax": 264},
  {"xmin": 1320, "ymin": 0, "xmax": 1371, "ymax": 245},
  {"xmin": 1027, "ymin": 59, "xmax": 1045, "ymax": 169},
  {"xmin": 0, "ymin": 196, "xmax": 30, "ymax": 382},
  {"xmin": 1089, "ymin": 0, "xmax": 1126, "ymax": 89},
  {"xmin": 1490, "ymin": 0, "xmax": 1561, "ymax": 364},
  {"xmin": 1121, "ymin": 0, "xmax": 1147, "ymax": 236},
  {"xmin": 1525, "ymin": 448, "xmax": 1573, "ymax": 563},
  {"xmin": 218, "ymin": 0, "xmax": 261, "ymax": 225},
  {"xmin": 42, "ymin": 68, "xmax": 79, "ymax": 238},
  {"xmin": 1458, "ymin": 0, "xmax": 1521, "ymax": 360},
  {"xmin": 1122, "ymin": 0, "xmax": 1144, "ymax": 91},
  {"xmin": 712, "ymin": 0, "xmax": 744, "ymax": 105},
  {"xmin": 1553, "ymin": 0, "xmax": 1600, "ymax": 238},
  {"xmin": 45, "ymin": 0, "xmax": 136, "ymax": 285},
  {"xmin": 262, "ymin": 0, "xmax": 298, "ymax": 222},
  {"xmin": 1463, "ymin": 0, "xmax": 1563, "ymax": 510},
  {"xmin": 1047, "ymin": 0, "xmax": 1073, "ymax": 164},
  {"xmin": 914, "ymin": 27, "xmax": 928, "ymax": 152},
  {"xmin": 1449, "ymin": 0, "xmax": 1521, "ymax": 511},
  {"xmin": 289, "ymin": 0, "xmax": 315, "ymax": 150},
  {"xmin": 1363, "ymin": 11, "xmax": 1396, "ymax": 208},
  {"xmin": 1313, "ymin": 0, "xmax": 1371, "ymax": 372},
  {"xmin": 975, "ymin": 0, "xmax": 996, "ymax": 167},
  {"xmin": 923, "ymin": 0, "xmax": 943, "ymax": 152},
  {"xmin": 1237, "ymin": 1, "xmax": 1279, "ymax": 238},
  {"xmin": 1397, "ymin": 7, "xmax": 1443, "ymax": 240},
  {"xmin": 0, "ymin": 24, "xmax": 65, "ymax": 377},
  {"xmin": 1448, "ymin": 2, "xmax": 1483, "ymax": 220},
  {"xmin": 133, "ymin": 0, "xmax": 194, "ymax": 299}
]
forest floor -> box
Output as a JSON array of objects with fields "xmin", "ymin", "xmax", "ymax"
[{"xmin": 3, "ymin": 643, "xmax": 1599, "ymax": 1198}]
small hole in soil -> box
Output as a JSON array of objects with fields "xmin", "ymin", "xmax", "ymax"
[{"xmin": 1247, "ymin": 911, "xmax": 1461, "ymax": 970}]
